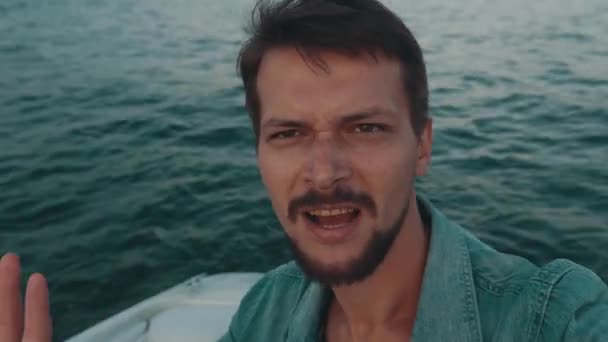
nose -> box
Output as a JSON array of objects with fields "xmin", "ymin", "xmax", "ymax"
[{"xmin": 303, "ymin": 133, "xmax": 352, "ymax": 190}]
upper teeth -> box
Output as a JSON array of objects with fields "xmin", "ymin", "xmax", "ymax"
[{"xmin": 308, "ymin": 208, "xmax": 354, "ymax": 217}]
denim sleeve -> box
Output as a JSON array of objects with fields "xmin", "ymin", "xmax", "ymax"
[
  {"xmin": 540, "ymin": 264, "xmax": 608, "ymax": 341},
  {"xmin": 215, "ymin": 272, "xmax": 276, "ymax": 342},
  {"xmin": 217, "ymin": 329, "xmax": 237, "ymax": 342}
]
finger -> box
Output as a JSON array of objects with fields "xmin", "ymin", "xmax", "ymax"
[
  {"xmin": 22, "ymin": 273, "xmax": 52, "ymax": 342},
  {"xmin": 0, "ymin": 253, "xmax": 24, "ymax": 342}
]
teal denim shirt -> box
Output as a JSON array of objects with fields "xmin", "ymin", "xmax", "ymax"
[{"xmin": 219, "ymin": 196, "xmax": 608, "ymax": 341}]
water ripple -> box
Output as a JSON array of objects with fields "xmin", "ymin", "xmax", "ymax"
[{"xmin": 0, "ymin": 0, "xmax": 607, "ymax": 339}]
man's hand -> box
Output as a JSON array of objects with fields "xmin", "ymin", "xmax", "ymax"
[{"xmin": 0, "ymin": 253, "xmax": 52, "ymax": 342}]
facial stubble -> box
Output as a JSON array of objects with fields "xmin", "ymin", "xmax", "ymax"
[{"xmin": 286, "ymin": 193, "xmax": 411, "ymax": 287}]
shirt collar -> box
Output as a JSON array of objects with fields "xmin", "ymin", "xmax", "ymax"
[
  {"xmin": 411, "ymin": 195, "xmax": 482, "ymax": 341},
  {"xmin": 286, "ymin": 194, "xmax": 483, "ymax": 342}
]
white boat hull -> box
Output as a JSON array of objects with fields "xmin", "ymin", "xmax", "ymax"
[{"xmin": 66, "ymin": 272, "xmax": 263, "ymax": 342}]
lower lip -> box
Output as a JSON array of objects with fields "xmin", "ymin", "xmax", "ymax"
[{"xmin": 303, "ymin": 213, "xmax": 360, "ymax": 244}]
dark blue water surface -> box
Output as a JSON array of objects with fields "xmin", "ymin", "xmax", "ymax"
[{"xmin": 1, "ymin": 0, "xmax": 607, "ymax": 339}]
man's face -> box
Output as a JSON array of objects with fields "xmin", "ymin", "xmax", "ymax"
[{"xmin": 256, "ymin": 47, "xmax": 431, "ymax": 285}]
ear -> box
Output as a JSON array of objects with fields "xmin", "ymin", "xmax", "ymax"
[{"xmin": 415, "ymin": 118, "xmax": 433, "ymax": 177}]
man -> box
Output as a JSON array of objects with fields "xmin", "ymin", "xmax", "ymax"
[
  {"xmin": 219, "ymin": 0, "xmax": 608, "ymax": 341},
  {"xmin": 1, "ymin": 0, "xmax": 606, "ymax": 341}
]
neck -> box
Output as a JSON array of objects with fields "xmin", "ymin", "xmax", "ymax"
[{"xmin": 328, "ymin": 193, "xmax": 430, "ymax": 339}]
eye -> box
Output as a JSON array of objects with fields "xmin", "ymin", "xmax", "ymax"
[
  {"xmin": 269, "ymin": 129, "xmax": 301, "ymax": 140},
  {"xmin": 353, "ymin": 123, "xmax": 386, "ymax": 133}
]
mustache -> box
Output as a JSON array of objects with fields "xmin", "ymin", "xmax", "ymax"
[{"xmin": 287, "ymin": 187, "xmax": 376, "ymax": 222}]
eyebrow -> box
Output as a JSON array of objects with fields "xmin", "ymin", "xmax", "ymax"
[{"xmin": 261, "ymin": 106, "xmax": 393, "ymax": 130}]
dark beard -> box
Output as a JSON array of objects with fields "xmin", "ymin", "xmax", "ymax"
[{"xmin": 287, "ymin": 195, "xmax": 410, "ymax": 286}]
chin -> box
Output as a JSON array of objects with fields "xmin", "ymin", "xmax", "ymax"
[
  {"xmin": 292, "ymin": 249, "xmax": 373, "ymax": 286},
  {"xmin": 287, "ymin": 224, "xmax": 401, "ymax": 286},
  {"xmin": 282, "ymin": 188, "xmax": 411, "ymax": 286}
]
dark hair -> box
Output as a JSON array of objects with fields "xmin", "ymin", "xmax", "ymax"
[{"xmin": 237, "ymin": 0, "xmax": 429, "ymax": 143}]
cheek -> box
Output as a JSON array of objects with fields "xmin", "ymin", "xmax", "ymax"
[
  {"xmin": 356, "ymin": 141, "xmax": 416, "ymax": 179},
  {"xmin": 354, "ymin": 145, "xmax": 417, "ymax": 211},
  {"xmin": 258, "ymin": 152, "xmax": 299, "ymax": 211}
]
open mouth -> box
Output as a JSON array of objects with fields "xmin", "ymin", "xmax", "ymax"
[{"xmin": 303, "ymin": 207, "xmax": 361, "ymax": 229}]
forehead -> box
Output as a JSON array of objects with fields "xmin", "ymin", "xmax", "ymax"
[{"xmin": 256, "ymin": 47, "xmax": 408, "ymax": 123}]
